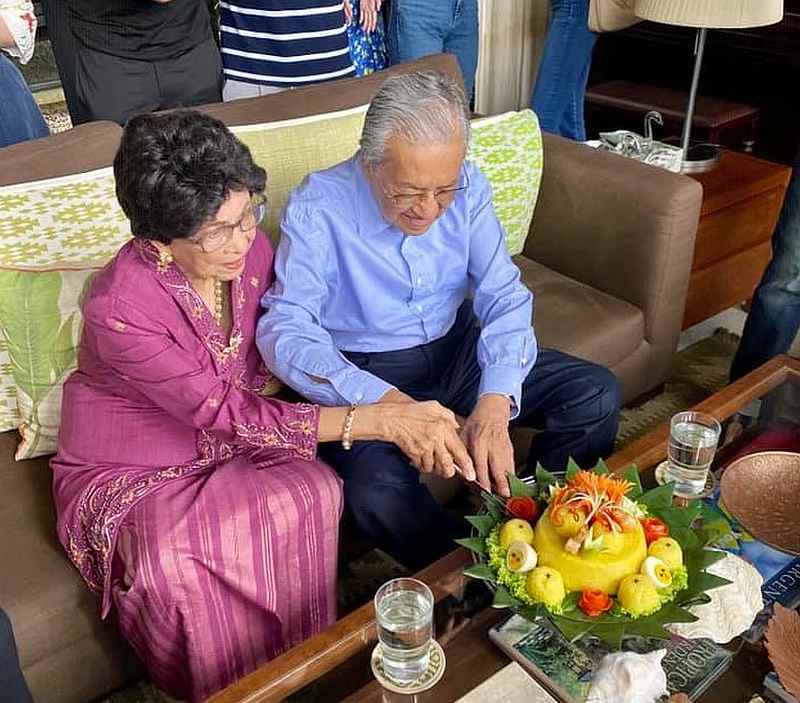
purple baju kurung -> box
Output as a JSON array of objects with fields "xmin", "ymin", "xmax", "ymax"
[{"xmin": 51, "ymin": 234, "xmax": 342, "ymax": 701}]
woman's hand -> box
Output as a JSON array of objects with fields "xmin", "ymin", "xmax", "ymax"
[
  {"xmin": 359, "ymin": 0, "xmax": 381, "ymax": 33},
  {"xmin": 364, "ymin": 401, "xmax": 476, "ymax": 482}
]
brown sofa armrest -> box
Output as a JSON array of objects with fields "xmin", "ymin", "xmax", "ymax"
[{"xmin": 524, "ymin": 134, "xmax": 702, "ymax": 387}]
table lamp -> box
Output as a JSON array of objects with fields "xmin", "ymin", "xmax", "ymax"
[{"xmin": 634, "ymin": 0, "xmax": 783, "ymax": 173}]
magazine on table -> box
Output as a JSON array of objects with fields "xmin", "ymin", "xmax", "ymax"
[{"xmin": 489, "ymin": 614, "xmax": 733, "ymax": 703}]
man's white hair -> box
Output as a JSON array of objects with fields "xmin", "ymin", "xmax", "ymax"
[{"xmin": 359, "ymin": 71, "xmax": 470, "ymax": 170}]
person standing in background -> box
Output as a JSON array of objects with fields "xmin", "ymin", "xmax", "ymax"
[
  {"xmin": 345, "ymin": 0, "xmax": 387, "ymax": 76},
  {"xmin": 731, "ymin": 153, "xmax": 800, "ymax": 380},
  {"xmin": 385, "ymin": 0, "xmax": 478, "ymax": 100},
  {"xmin": 62, "ymin": 0, "xmax": 221, "ymax": 125},
  {"xmin": 531, "ymin": 0, "xmax": 597, "ymax": 141},
  {"xmin": 0, "ymin": 0, "xmax": 49, "ymax": 148},
  {"xmin": 40, "ymin": 0, "xmax": 80, "ymax": 125},
  {"xmin": 0, "ymin": 608, "xmax": 34, "ymax": 703},
  {"xmin": 221, "ymin": 0, "xmax": 354, "ymax": 101}
]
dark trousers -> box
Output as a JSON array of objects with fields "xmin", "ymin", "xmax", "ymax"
[
  {"xmin": 72, "ymin": 38, "xmax": 223, "ymax": 126},
  {"xmin": 320, "ymin": 303, "xmax": 621, "ymax": 570},
  {"xmin": 0, "ymin": 609, "xmax": 33, "ymax": 703},
  {"xmin": 731, "ymin": 151, "xmax": 800, "ymax": 381},
  {"xmin": 40, "ymin": 0, "xmax": 82, "ymax": 124}
]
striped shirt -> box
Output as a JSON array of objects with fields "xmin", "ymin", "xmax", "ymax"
[{"xmin": 220, "ymin": 0, "xmax": 355, "ymax": 88}]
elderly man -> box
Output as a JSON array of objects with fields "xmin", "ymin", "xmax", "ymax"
[{"xmin": 258, "ymin": 71, "xmax": 620, "ymax": 569}]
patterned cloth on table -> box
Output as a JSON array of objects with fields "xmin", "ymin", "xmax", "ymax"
[
  {"xmin": 51, "ymin": 233, "xmax": 342, "ymax": 702},
  {"xmin": 346, "ymin": 0, "xmax": 387, "ymax": 76}
]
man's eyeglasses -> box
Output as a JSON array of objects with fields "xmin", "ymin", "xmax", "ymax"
[
  {"xmin": 190, "ymin": 196, "xmax": 267, "ymax": 253},
  {"xmin": 384, "ymin": 185, "xmax": 467, "ymax": 210}
]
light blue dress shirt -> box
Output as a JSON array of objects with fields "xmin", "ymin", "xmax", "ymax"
[{"xmin": 257, "ymin": 155, "xmax": 537, "ymax": 416}]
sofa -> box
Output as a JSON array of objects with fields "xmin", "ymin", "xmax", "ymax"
[{"xmin": 0, "ymin": 54, "xmax": 702, "ymax": 703}]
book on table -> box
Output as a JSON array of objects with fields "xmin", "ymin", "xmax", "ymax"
[{"xmin": 489, "ymin": 614, "xmax": 733, "ymax": 703}]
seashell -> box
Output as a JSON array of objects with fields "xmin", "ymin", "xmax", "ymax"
[
  {"xmin": 587, "ymin": 649, "xmax": 668, "ymax": 703},
  {"xmin": 667, "ymin": 552, "xmax": 763, "ymax": 643},
  {"xmin": 765, "ymin": 604, "xmax": 800, "ymax": 698}
]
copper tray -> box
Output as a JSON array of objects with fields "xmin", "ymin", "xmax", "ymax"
[{"xmin": 720, "ymin": 451, "xmax": 800, "ymax": 556}]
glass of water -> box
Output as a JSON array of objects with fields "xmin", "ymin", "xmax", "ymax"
[
  {"xmin": 374, "ymin": 577, "xmax": 434, "ymax": 684},
  {"xmin": 666, "ymin": 411, "xmax": 722, "ymax": 498}
]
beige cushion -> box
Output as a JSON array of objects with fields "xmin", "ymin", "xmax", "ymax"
[{"xmin": 514, "ymin": 255, "xmax": 645, "ymax": 369}]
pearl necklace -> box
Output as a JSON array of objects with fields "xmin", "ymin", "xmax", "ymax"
[{"xmin": 213, "ymin": 278, "xmax": 224, "ymax": 324}]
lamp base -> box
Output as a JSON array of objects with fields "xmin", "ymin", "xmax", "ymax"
[{"xmin": 680, "ymin": 143, "xmax": 721, "ymax": 174}]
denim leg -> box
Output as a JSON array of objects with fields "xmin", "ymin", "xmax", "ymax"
[
  {"xmin": 443, "ymin": 0, "xmax": 479, "ymax": 99},
  {"xmin": 0, "ymin": 56, "xmax": 49, "ymax": 149},
  {"xmin": 515, "ymin": 349, "xmax": 621, "ymax": 472},
  {"xmin": 386, "ymin": 0, "xmax": 449, "ymax": 70},
  {"xmin": 319, "ymin": 441, "xmax": 465, "ymax": 571},
  {"xmin": 731, "ymin": 157, "xmax": 800, "ymax": 380},
  {"xmin": 0, "ymin": 609, "xmax": 34, "ymax": 703},
  {"xmin": 531, "ymin": 0, "xmax": 597, "ymax": 141}
]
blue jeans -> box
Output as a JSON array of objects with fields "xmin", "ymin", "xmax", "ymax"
[
  {"xmin": 321, "ymin": 303, "xmax": 620, "ymax": 570},
  {"xmin": 0, "ymin": 609, "xmax": 33, "ymax": 703},
  {"xmin": 0, "ymin": 55, "xmax": 49, "ymax": 149},
  {"xmin": 386, "ymin": 0, "xmax": 478, "ymax": 99},
  {"xmin": 531, "ymin": 0, "xmax": 597, "ymax": 142},
  {"xmin": 731, "ymin": 153, "xmax": 800, "ymax": 380}
]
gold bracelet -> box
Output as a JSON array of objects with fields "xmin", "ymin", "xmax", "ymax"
[{"xmin": 342, "ymin": 404, "xmax": 357, "ymax": 450}]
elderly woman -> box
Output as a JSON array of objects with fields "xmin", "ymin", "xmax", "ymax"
[{"xmin": 51, "ymin": 110, "xmax": 472, "ymax": 702}]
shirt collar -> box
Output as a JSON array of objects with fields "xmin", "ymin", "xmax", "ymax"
[{"xmin": 353, "ymin": 153, "xmax": 394, "ymax": 236}]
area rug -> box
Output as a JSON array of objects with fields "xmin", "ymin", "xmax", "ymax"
[
  {"xmin": 100, "ymin": 329, "xmax": 741, "ymax": 703},
  {"xmin": 616, "ymin": 328, "xmax": 740, "ymax": 448}
]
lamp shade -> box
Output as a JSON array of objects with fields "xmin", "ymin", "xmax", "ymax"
[{"xmin": 635, "ymin": 0, "xmax": 783, "ymax": 28}]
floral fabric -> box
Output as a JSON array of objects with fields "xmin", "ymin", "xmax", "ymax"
[{"xmin": 0, "ymin": 0, "xmax": 37, "ymax": 63}]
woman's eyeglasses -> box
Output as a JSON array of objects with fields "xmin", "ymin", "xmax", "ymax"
[{"xmin": 191, "ymin": 196, "xmax": 267, "ymax": 253}]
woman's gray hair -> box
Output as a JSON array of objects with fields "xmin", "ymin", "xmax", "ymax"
[{"xmin": 359, "ymin": 71, "xmax": 471, "ymax": 170}]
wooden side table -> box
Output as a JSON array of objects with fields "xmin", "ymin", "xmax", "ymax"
[
  {"xmin": 586, "ymin": 80, "xmax": 761, "ymax": 151},
  {"xmin": 682, "ymin": 150, "xmax": 792, "ymax": 329}
]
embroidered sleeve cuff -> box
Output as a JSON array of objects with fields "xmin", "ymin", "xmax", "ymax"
[
  {"xmin": 479, "ymin": 366, "xmax": 524, "ymax": 420},
  {"xmin": 232, "ymin": 403, "xmax": 319, "ymax": 461}
]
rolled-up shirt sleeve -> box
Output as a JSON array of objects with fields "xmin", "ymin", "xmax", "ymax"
[
  {"xmin": 466, "ymin": 164, "xmax": 537, "ymax": 418},
  {"xmin": 257, "ymin": 204, "xmax": 395, "ymax": 406}
]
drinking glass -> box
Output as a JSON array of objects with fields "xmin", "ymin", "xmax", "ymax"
[
  {"xmin": 666, "ymin": 411, "xmax": 722, "ymax": 497},
  {"xmin": 374, "ymin": 577, "xmax": 434, "ymax": 684}
]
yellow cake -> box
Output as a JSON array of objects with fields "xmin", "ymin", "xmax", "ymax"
[{"xmin": 533, "ymin": 507, "xmax": 648, "ymax": 594}]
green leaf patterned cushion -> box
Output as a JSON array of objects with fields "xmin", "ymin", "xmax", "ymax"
[
  {"xmin": 0, "ymin": 167, "xmax": 129, "ymax": 458},
  {"xmin": 469, "ymin": 109, "xmax": 544, "ymax": 256}
]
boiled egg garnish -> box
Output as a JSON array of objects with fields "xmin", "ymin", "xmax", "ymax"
[
  {"xmin": 641, "ymin": 555, "xmax": 673, "ymax": 589},
  {"xmin": 506, "ymin": 541, "xmax": 539, "ymax": 573}
]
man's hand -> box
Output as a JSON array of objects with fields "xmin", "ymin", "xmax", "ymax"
[{"xmin": 460, "ymin": 394, "xmax": 514, "ymax": 497}]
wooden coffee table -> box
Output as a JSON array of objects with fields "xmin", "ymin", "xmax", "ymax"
[{"xmin": 209, "ymin": 355, "xmax": 800, "ymax": 703}]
